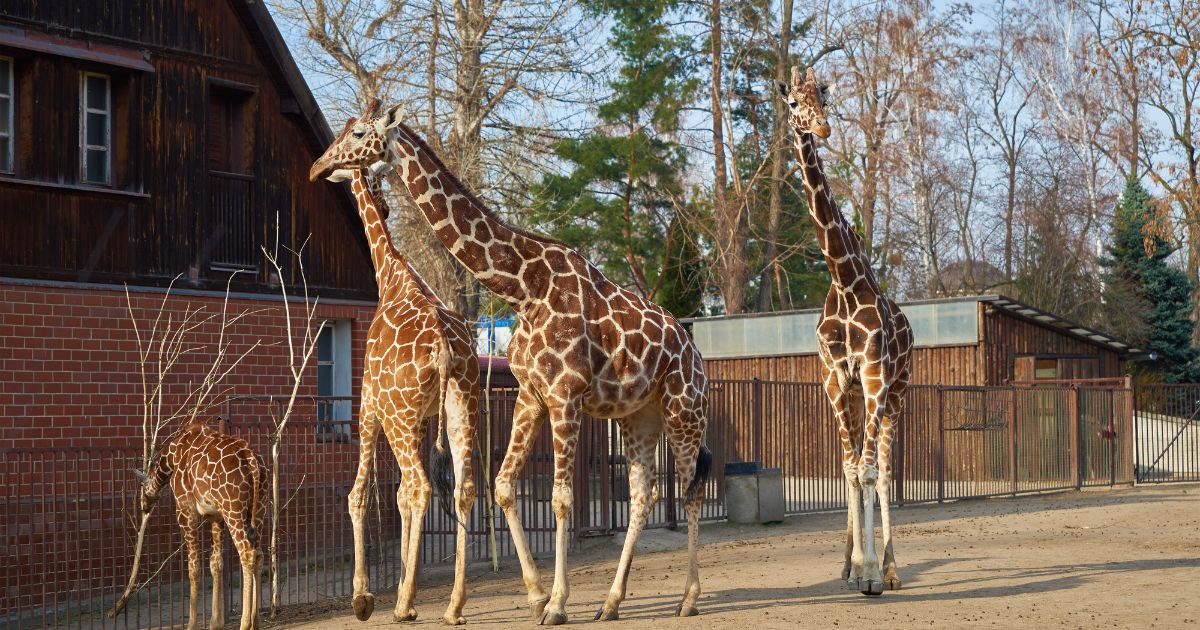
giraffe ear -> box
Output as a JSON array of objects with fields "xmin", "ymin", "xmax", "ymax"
[
  {"xmin": 375, "ymin": 103, "xmax": 405, "ymax": 135},
  {"xmin": 806, "ymin": 66, "xmax": 817, "ymax": 83},
  {"xmin": 790, "ymin": 65, "xmax": 803, "ymax": 86}
]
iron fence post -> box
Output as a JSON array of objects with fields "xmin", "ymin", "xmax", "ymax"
[
  {"xmin": 1070, "ymin": 386, "xmax": 1082, "ymax": 490},
  {"xmin": 937, "ymin": 385, "xmax": 945, "ymax": 503},
  {"xmin": 752, "ymin": 377, "xmax": 763, "ymax": 465},
  {"xmin": 1009, "ymin": 387, "xmax": 1018, "ymax": 495},
  {"xmin": 895, "ymin": 399, "xmax": 905, "ymax": 506}
]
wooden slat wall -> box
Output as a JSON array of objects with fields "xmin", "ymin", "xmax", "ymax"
[
  {"xmin": 0, "ymin": 1, "xmax": 375, "ymax": 299},
  {"xmin": 704, "ymin": 344, "xmax": 981, "ymax": 386},
  {"xmin": 703, "ymin": 303, "xmax": 1126, "ymax": 387},
  {"xmin": 980, "ymin": 305, "xmax": 1123, "ymax": 384}
]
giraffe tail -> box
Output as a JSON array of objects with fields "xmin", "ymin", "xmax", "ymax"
[
  {"xmin": 685, "ymin": 445, "xmax": 713, "ymax": 505},
  {"xmin": 430, "ymin": 334, "xmax": 457, "ymax": 522},
  {"xmin": 246, "ymin": 451, "xmax": 263, "ymax": 547}
]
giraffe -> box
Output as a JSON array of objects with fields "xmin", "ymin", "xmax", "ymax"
[
  {"xmin": 138, "ymin": 418, "xmax": 266, "ymax": 630},
  {"xmin": 323, "ymin": 150, "xmax": 479, "ymax": 625},
  {"xmin": 778, "ymin": 66, "xmax": 914, "ymax": 596},
  {"xmin": 310, "ymin": 101, "xmax": 713, "ymax": 625}
]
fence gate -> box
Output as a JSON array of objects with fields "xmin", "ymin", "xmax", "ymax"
[{"xmin": 1134, "ymin": 384, "xmax": 1200, "ymax": 483}]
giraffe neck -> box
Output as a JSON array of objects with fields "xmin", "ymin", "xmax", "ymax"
[
  {"xmin": 143, "ymin": 443, "xmax": 176, "ymax": 499},
  {"xmin": 792, "ymin": 129, "xmax": 874, "ymax": 289},
  {"xmin": 384, "ymin": 122, "xmax": 546, "ymax": 306},
  {"xmin": 350, "ymin": 170, "xmax": 403, "ymax": 285}
]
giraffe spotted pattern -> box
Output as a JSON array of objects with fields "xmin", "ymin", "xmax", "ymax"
[
  {"xmin": 141, "ymin": 419, "xmax": 266, "ymax": 630},
  {"xmin": 322, "ymin": 152, "xmax": 479, "ymax": 625},
  {"xmin": 779, "ymin": 66, "xmax": 914, "ymax": 596},
  {"xmin": 311, "ymin": 100, "xmax": 712, "ymax": 625}
]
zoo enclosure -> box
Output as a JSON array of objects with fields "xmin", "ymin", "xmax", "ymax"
[{"xmin": 5, "ymin": 380, "xmax": 1193, "ymax": 629}]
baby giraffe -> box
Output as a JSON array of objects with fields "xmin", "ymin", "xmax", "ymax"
[{"xmin": 139, "ymin": 418, "xmax": 266, "ymax": 630}]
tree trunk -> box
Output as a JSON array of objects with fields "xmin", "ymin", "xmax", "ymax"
[
  {"xmin": 756, "ymin": 0, "xmax": 793, "ymax": 312},
  {"xmin": 710, "ymin": 0, "xmax": 746, "ymax": 314}
]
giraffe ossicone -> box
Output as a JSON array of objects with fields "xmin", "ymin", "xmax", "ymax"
[
  {"xmin": 320, "ymin": 143, "xmax": 479, "ymax": 625},
  {"xmin": 312, "ymin": 99, "xmax": 713, "ymax": 626},
  {"xmin": 781, "ymin": 66, "xmax": 914, "ymax": 596}
]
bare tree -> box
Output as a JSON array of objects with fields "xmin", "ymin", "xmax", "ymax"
[
  {"xmin": 1133, "ymin": 0, "xmax": 1200, "ymax": 341},
  {"xmin": 108, "ymin": 277, "xmax": 262, "ymax": 618},
  {"xmin": 261, "ymin": 234, "xmax": 327, "ymax": 617},
  {"xmin": 273, "ymin": 0, "xmax": 601, "ymax": 319}
]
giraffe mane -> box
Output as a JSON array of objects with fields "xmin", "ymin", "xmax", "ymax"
[{"xmin": 391, "ymin": 121, "xmax": 569, "ymax": 249}]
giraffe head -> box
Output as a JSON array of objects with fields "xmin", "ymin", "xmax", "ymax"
[
  {"xmin": 778, "ymin": 66, "xmax": 831, "ymax": 139},
  {"xmin": 309, "ymin": 99, "xmax": 405, "ymax": 182}
]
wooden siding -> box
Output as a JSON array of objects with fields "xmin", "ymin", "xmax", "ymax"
[
  {"xmin": 703, "ymin": 302, "xmax": 1127, "ymax": 387},
  {"xmin": 979, "ymin": 303, "xmax": 1123, "ymax": 385},
  {"xmin": 0, "ymin": 1, "xmax": 375, "ymax": 299},
  {"xmin": 703, "ymin": 344, "xmax": 981, "ymax": 386}
]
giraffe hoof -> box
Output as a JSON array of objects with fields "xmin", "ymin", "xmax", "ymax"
[
  {"xmin": 860, "ymin": 580, "xmax": 884, "ymax": 597},
  {"xmin": 529, "ymin": 595, "xmax": 551, "ymax": 620},
  {"xmin": 594, "ymin": 607, "xmax": 619, "ymax": 621},
  {"xmin": 538, "ymin": 611, "xmax": 568, "ymax": 626},
  {"xmin": 352, "ymin": 593, "xmax": 375, "ymax": 621},
  {"xmin": 845, "ymin": 578, "xmax": 860, "ymax": 591},
  {"xmin": 442, "ymin": 615, "xmax": 466, "ymax": 626},
  {"xmin": 394, "ymin": 609, "xmax": 418, "ymax": 622},
  {"xmin": 884, "ymin": 575, "xmax": 902, "ymax": 591},
  {"xmin": 675, "ymin": 604, "xmax": 699, "ymax": 617}
]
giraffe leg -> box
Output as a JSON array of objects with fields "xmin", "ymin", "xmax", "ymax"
[
  {"xmin": 856, "ymin": 386, "xmax": 887, "ymax": 596},
  {"xmin": 396, "ymin": 428, "xmax": 430, "ymax": 623},
  {"xmin": 210, "ymin": 521, "xmax": 225, "ymax": 630},
  {"xmin": 539, "ymin": 401, "xmax": 581, "ymax": 627},
  {"xmin": 840, "ymin": 510, "xmax": 853, "ymax": 581},
  {"xmin": 824, "ymin": 376, "xmax": 868, "ymax": 591},
  {"xmin": 233, "ymin": 533, "xmax": 258, "ymax": 630},
  {"xmin": 180, "ymin": 513, "xmax": 203, "ymax": 630},
  {"xmin": 443, "ymin": 378, "xmax": 477, "ymax": 626},
  {"xmin": 878, "ymin": 409, "xmax": 901, "ymax": 590},
  {"xmin": 493, "ymin": 388, "xmax": 549, "ymax": 618},
  {"xmin": 674, "ymin": 448, "xmax": 704, "ymax": 617},
  {"xmin": 348, "ymin": 412, "xmax": 381, "ymax": 621},
  {"xmin": 595, "ymin": 408, "xmax": 661, "ymax": 621},
  {"xmin": 393, "ymin": 480, "xmax": 413, "ymax": 618}
]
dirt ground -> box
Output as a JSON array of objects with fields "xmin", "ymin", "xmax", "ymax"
[{"xmin": 277, "ymin": 484, "xmax": 1199, "ymax": 629}]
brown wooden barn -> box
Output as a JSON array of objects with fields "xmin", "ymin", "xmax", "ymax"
[
  {"xmin": 687, "ymin": 295, "xmax": 1149, "ymax": 386},
  {"xmin": 0, "ymin": 0, "xmax": 381, "ymax": 451}
]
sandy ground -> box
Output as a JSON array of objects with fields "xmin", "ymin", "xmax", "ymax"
[{"xmin": 275, "ymin": 484, "xmax": 1199, "ymax": 629}]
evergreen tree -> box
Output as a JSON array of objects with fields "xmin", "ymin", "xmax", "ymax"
[
  {"xmin": 529, "ymin": 0, "xmax": 701, "ymax": 312},
  {"xmin": 1101, "ymin": 178, "xmax": 1199, "ymax": 383}
]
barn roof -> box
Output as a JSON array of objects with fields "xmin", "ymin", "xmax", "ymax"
[
  {"xmin": 233, "ymin": 1, "xmax": 339, "ymax": 153},
  {"xmin": 683, "ymin": 294, "xmax": 1148, "ymax": 360}
]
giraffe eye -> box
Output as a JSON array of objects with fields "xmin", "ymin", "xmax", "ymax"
[{"xmin": 352, "ymin": 129, "xmax": 366, "ymax": 139}]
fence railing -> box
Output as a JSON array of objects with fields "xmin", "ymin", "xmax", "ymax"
[
  {"xmin": 1134, "ymin": 383, "xmax": 1200, "ymax": 483},
  {"xmin": 4, "ymin": 380, "xmax": 1188, "ymax": 629}
]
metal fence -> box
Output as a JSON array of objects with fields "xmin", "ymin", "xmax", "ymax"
[
  {"xmin": 1134, "ymin": 383, "xmax": 1200, "ymax": 483},
  {"xmin": 4, "ymin": 379, "xmax": 1185, "ymax": 629}
]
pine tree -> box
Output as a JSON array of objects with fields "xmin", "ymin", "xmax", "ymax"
[
  {"xmin": 1101, "ymin": 178, "xmax": 1199, "ymax": 383},
  {"xmin": 529, "ymin": 0, "xmax": 701, "ymax": 311}
]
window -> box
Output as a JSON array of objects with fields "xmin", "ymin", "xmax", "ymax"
[
  {"xmin": 207, "ymin": 87, "xmax": 249, "ymax": 173},
  {"xmin": 1034, "ymin": 358, "xmax": 1058, "ymax": 381},
  {"xmin": 316, "ymin": 320, "xmax": 353, "ymax": 442},
  {"xmin": 80, "ymin": 72, "xmax": 110, "ymax": 184},
  {"xmin": 0, "ymin": 57, "xmax": 12, "ymax": 173}
]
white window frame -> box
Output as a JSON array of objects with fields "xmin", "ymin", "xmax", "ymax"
[
  {"xmin": 0, "ymin": 56, "xmax": 13, "ymax": 174},
  {"xmin": 80, "ymin": 72, "xmax": 111, "ymax": 185},
  {"xmin": 316, "ymin": 320, "xmax": 353, "ymax": 442}
]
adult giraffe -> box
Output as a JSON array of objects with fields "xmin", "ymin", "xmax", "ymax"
[
  {"xmin": 311, "ymin": 102, "xmax": 712, "ymax": 625},
  {"xmin": 779, "ymin": 67, "xmax": 913, "ymax": 596},
  {"xmin": 325, "ymin": 155, "xmax": 479, "ymax": 625}
]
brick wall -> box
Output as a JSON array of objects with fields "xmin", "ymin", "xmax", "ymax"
[{"xmin": 0, "ymin": 279, "xmax": 376, "ymax": 451}]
